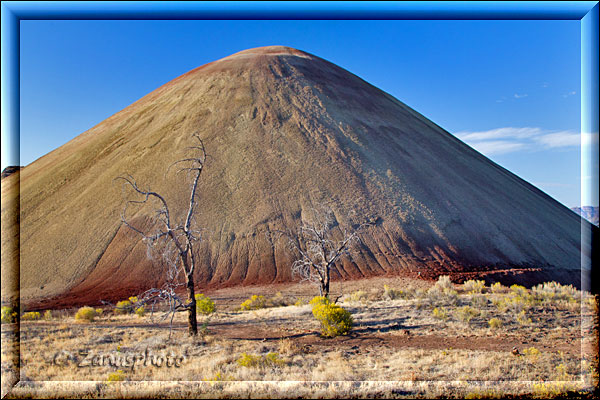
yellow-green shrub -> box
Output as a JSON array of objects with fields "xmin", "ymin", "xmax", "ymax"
[
  {"xmin": 75, "ymin": 306, "xmax": 98, "ymax": 322},
  {"xmin": 382, "ymin": 284, "xmax": 401, "ymax": 300},
  {"xmin": 114, "ymin": 300, "xmax": 132, "ymax": 315},
  {"xmin": 348, "ymin": 290, "xmax": 368, "ymax": 303},
  {"xmin": 488, "ymin": 317, "xmax": 502, "ymax": 329},
  {"xmin": 432, "ymin": 307, "xmax": 448, "ymax": 321},
  {"xmin": 490, "ymin": 282, "xmax": 507, "ymax": 294},
  {"xmin": 312, "ymin": 302, "xmax": 353, "ymax": 337},
  {"xmin": 237, "ymin": 352, "xmax": 285, "ymax": 368},
  {"xmin": 427, "ymin": 276, "xmax": 458, "ymax": 305},
  {"xmin": 470, "ymin": 294, "xmax": 488, "ymax": 309},
  {"xmin": 43, "ymin": 310, "xmax": 52, "ymax": 320},
  {"xmin": 522, "ymin": 346, "xmax": 541, "ymax": 361},
  {"xmin": 1, "ymin": 306, "xmax": 17, "ymax": 324},
  {"xmin": 427, "ymin": 286, "xmax": 458, "ymax": 305},
  {"xmin": 264, "ymin": 352, "xmax": 285, "ymax": 366},
  {"xmin": 21, "ymin": 311, "xmax": 41, "ymax": 321},
  {"xmin": 134, "ymin": 306, "xmax": 146, "ymax": 317},
  {"xmin": 463, "ymin": 279, "xmax": 485, "ymax": 294},
  {"xmin": 203, "ymin": 371, "xmax": 234, "ymax": 381},
  {"xmin": 516, "ymin": 310, "xmax": 532, "ymax": 325},
  {"xmin": 309, "ymin": 296, "xmax": 330, "ymax": 307},
  {"xmin": 532, "ymin": 281, "xmax": 579, "ymax": 307},
  {"xmin": 455, "ymin": 305, "xmax": 479, "ymax": 323},
  {"xmin": 434, "ymin": 275, "xmax": 454, "ymax": 291},
  {"xmin": 195, "ymin": 293, "xmax": 216, "ymax": 315},
  {"xmin": 269, "ymin": 292, "xmax": 289, "ymax": 307},
  {"xmin": 237, "ymin": 352, "xmax": 261, "ymax": 367},
  {"xmin": 240, "ymin": 295, "xmax": 267, "ymax": 310},
  {"xmin": 510, "ymin": 284, "xmax": 528, "ymax": 297},
  {"xmin": 531, "ymin": 381, "xmax": 576, "ymax": 399},
  {"xmin": 383, "ymin": 284, "xmax": 415, "ymax": 300},
  {"xmin": 294, "ymin": 298, "xmax": 306, "ymax": 307},
  {"xmin": 107, "ymin": 369, "xmax": 125, "ymax": 382},
  {"xmin": 493, "ymin": 292, "xmax": 534, "ymax": 314}
]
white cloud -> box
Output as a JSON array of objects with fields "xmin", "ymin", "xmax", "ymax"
[
  {"xmin": 562, "ymin": 91, "xmax": 577, "ymax": 98},
  {"xmin": 513, "ymin": 93, "xmax": 528, "ymax": 99},
  {"xmin": 454, "ymin": 127, "xmax": 584, "ymax": 156},
  {"xmin": 467, "ymin": 140, "xmax": 527, "ymax": 155},
  {"xmin": 456, "ymin": 127, "xmax": 541, "ymax": 141},
  {"xmin": 534, "ymin": 131, "xmax": 581, "ymax": 148}
]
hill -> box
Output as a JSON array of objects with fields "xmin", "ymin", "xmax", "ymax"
[{"xmin": 1, "ymin": 46, "xmax": 591, "ymax": 308}]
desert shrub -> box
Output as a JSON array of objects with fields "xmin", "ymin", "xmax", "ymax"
[
  {"xmin": 294, "ymin": 298, "xmax": 306, "ymax": 306},
  {"xmin": 278, "ymin": 338, "xmax": 300, "ymax": 356},
  {"xmin": 435, "ymin": 275, "xmax": 454, "ymax": 291},
  {"xmin": 269, "ymin": 291, "xmax": 290, "ymax": 307},
  {"xmin": 43, "ymin": 310, "xmax": 52, "ymax": 320},
  {"xmin": 264, "ymin": 352, "xmax": 285, "ymax": 366},
  {"xmin": 532, "ymin": 281, "xmax": 579, "ymax": 306},
  {"xmin": 382, "ymin": 284, "xmax": 414, "ymax": 300},
  {"xmin": 1, "ymin": 306, "xmax": 17, "ymax": 324},
  {"xmin": 236, "ymin": 352, "xmax": 285, "ymax": 368},
  {"xmin": 427, "ymin": 281, "xmax": 458, "ymax": 306},
  {"xmin": 522, "ymin": 346, "xmax": 541, "ymax": 361},
  {"xmin": 237, "ymin": 352, "xmax": 261, "ymax": 367},
  {"xmin": 195, "ymin": 293, "xmax": 216, "ymax": 315},
  {"xmin": 240, "ymin": 295, "xmax": 267, "ymax": 310},
  {"xmin": 21, "ymin": 311, "xmax": 41, "ymax": 321},
  {"xmin": 114, "ymin": 300, "xmax": 132, "ymax": 315},
  {"xmin": 490, "ymin": 282, "xmax": 507, "ymax": 294},
  {"xmin": 95, "ymin": 308, "xmax": 104, "ymax": 316},
  {"xmin": 309, "ymin": 296, "xmax": 331, "ymax": 307},
  {"xmin": 470, "ymin": 294, "xmax": 488, "ymax": 309},
  {"xmin": 348, "ymin": 290, "xmax": 368, "ymax": 303},
  {"xmin": 107, "ymin": 369, "xmax": 125, "ymax": 382},
  {"xmin": 516, "ymin": 310, "xmax": 532, "ymax": 325},
  {"xmin": 455, "ymin": 305, "xmax": 479, "ymax": 323},
  {"xmin": 495, "ymin": 295, "xmax": 533, "ymax": 314},
  {"xmin": 493, "ymin": 286, "xmax": 536, "ymax": 314},
  {"xmin": 382, "ymin": 284, "xmax": 401, "ymax": 300},
  {"xmin": 510, "ymin": 284, "xmax": 528, "ymax": 297},
  {"xmin": 432, "ymin": 307, "xmax": 448, "ymax": 321},
  {"xmin": 488, "ymin": 317, "xmax": 502, "ymax": 329},
  {"xmin": 531, "ymin": 381, "xmax": 577, "ymax": 399},
  {"xmin": 203, "ymin": 371, "xmax": 234, "ymax": 381},
  {"xmin": 134, "ymin": 306, "xmax": 146, "ymax": 317},
  {"xmin": 463, "ymin": 279, "xmax": 485, "ymax": 294},
  {"xmin": 75, "ymin": 306, "xmax": 98, "ymax": 322},
  {"xmin": 312, "ymin": 302, "xmax": 353, "ymax": 337}
]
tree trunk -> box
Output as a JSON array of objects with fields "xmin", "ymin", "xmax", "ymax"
[
  {"xmin": 186, "ymin": 274, "xmax": 198, "ymax": 336},
  {"xmin": 323, "ymin": 264, "xmax": 330, "ymax": 299}
]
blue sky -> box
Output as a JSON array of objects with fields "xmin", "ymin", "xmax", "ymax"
[{"xmin": 14, "ymin": 19, "xmax": 591, "ymax": 207}]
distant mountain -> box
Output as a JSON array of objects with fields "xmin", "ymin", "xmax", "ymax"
[{"xmin": 571, "ymin": 206, "xmax": 599, "ymax": 226}]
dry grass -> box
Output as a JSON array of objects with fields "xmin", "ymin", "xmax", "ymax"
[{"xmin": 2, "ymin": 278, "xmax": 598, "ymax": 398}]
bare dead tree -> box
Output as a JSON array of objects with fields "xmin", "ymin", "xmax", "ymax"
[
  {"xmin": 114, "ymin": 133, "xmax": 207, "ymax": 336},
  {"xmin": 278, "ymin": 204, "xmax": 373, "ymax": 299}
]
